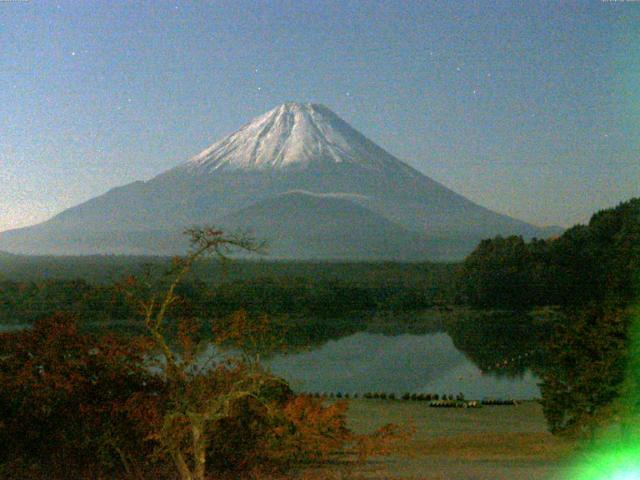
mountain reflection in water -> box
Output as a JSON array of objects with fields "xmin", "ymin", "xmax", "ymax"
[
  {"xmin": 266, "ymin": 331, "xmax": 540, "ymax": 399},
  {"xmin": 1, "ymin": 309, "xmax": 548, "ymax": 400}
]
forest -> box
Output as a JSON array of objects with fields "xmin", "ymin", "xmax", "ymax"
[
  {"xmin": 457, "ymin": 198, "xmax": 639, "ymax": 310},
  {"xmin": 0, "ymin": 259, "xmax": 457, "ymax": 325}
]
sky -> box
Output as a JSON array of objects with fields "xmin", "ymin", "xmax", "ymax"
[{"xmin": 1, "ymin": 0, "xmax": 638, "ymax": 232}]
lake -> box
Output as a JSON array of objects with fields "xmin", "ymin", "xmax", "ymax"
[
  {"xmin": 265, "ymin": 331, "xmax": 540, "ymax": 400},
  {"xmin": 0, "ymin": 310, "xmax": 544, "ymax": 400}
]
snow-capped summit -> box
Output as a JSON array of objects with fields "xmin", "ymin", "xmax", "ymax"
[{"xmin": 182, "ymin": 102, "xmax": 406, "ymax": 173}]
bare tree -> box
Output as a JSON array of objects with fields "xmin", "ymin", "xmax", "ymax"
[{"xmin": 129, "ymin": 227, "xmax": 271, "ymax": 480}]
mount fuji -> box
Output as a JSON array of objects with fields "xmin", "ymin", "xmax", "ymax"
[{"xmin": 0, "ymin": 103, "xmax": 559, "ymax": 260}]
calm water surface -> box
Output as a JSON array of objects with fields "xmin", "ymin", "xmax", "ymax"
[
  {"xmin": 1, "ymin": 318, "xmax": 541, "ymax": 400},
  {"xmin": 264, "ymin": 331, "xmax": 540, "ymax": 399}
]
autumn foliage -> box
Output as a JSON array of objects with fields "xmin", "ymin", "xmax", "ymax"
[
  {"xmin": 0, "ymin": 313, "xmax": 365, "ymax": 479},
  {"xmin": 0, "ymin": 228, "xmax": 409, "ymax": 479},
  {"xmin": 0, "ymin": 313, "xmax": 164, "ymax": 479}
]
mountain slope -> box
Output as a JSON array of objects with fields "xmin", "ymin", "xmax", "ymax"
[
  {"xmin": 0, "ymin": 103, "xmax": 560, "ymax": 259},
  {"xmin": 216, "ymin": 191, "xmax": 440, "ymax": 260}
]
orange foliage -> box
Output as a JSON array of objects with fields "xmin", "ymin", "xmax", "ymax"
[
  {"xmin": 263, "ymin": 395, "xmax": 351, "ymax": 466},
  {"xmin": 0, "ymin": 313, "xmax": 167, "ymax": 479},
  {"xmin": 212, "ymin": 309, "xmax": 287, "ymax": 360}
]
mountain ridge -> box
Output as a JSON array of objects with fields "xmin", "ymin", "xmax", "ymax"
[{"xmin": 0, "ymin": 103, "xmax": 561, "ymax": 260}]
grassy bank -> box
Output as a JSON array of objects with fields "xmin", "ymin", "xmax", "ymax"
[{"xmin": 305, "ymin": 399, "xmax": 574, "ymax": 479}]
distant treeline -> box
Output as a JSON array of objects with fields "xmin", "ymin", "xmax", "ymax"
[
  {"xmin": 0, "ymin": 256, "xmax": 456, "ymax": 285},
  {"xmin": 0, "ymin": 262, "xmax": 458, "ymax": 325}
]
